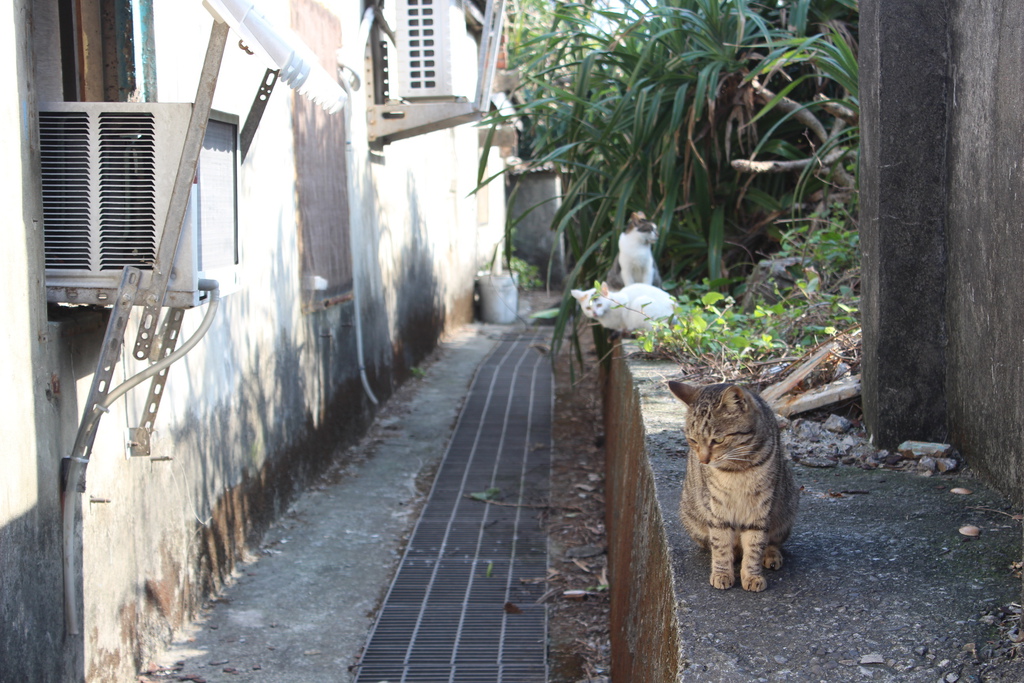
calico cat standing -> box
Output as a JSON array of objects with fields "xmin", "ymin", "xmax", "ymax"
[
  {"xmin": 606, "ymin": 211, "xmax": 662, "ymax": 289},
  {"xmin": 668, "ymin": 381, "xmax": 798, "ymax": 592}
]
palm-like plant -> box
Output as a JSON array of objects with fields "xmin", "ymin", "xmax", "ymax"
[{"xmin": 481, "ymin": 0, "xmax": 859, "ymax": 358}]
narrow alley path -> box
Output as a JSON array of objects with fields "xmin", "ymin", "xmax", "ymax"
[
  {"xmin": 355, "ymin": 332, "xmax": 551, "ymax": 682},
  {"xmin": 151, "ymin": 325, "xmax": 552, "ymax": 683}
]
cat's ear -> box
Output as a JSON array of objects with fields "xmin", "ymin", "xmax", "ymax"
[
  {"xmin": 668, "ymin": 381, "xmax": 699, "ymax": 406},
  {"xmin": 720, "ymin": 385, "xmax": 750, "ymax": 414},
  {"xmin": 570, "ymin": 289, "xmax": 586, "ymax": 302},
  {"xmin": 600, "ymin": 282, "xmax": 610, "ymax": 296}
]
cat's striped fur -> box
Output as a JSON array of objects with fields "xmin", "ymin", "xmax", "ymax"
[{"xmin": 669, "ymin": 381, "xmax": 799, "ymax": 592}]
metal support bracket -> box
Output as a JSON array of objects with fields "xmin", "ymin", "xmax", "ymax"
[
  {"xmin": 127, "ymin": 307, "xmax": 186, "ymax": 457},
  {"xmin": 132, "ymin": 20, "xmax": 229, "ymax": 362},
  {"xmin": 62, "ymin": 266, "xmax": 143, "ymax": 492},
  {"xmin": 126, "ymin": 427, "xmax": 151, "ymax": 458},
  {"xmin": 240, "ymin": 68, "xmax": 280, "ymax": 160},
  {"xmin": 367, "ymin": 100, "xmax": 481, "ymax": 144}
]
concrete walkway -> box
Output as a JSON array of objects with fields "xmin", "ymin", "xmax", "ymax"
[
  {"xmin": 154, "ymin": 324, "xmax": 520, "ymax": 683},
  {"xmin": 613, "ymin": 354, "xmax": 1024, "ymax": 683}
]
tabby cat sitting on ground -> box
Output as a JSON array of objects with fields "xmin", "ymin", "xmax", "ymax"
[{"xmin": 668, "ymin": 381, "xmax": 799, "ymax": 592}]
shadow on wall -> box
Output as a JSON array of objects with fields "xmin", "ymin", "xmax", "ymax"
[
  {"xmin": 166, "ymin": 207, "xmax": 379, "ymax": 604},
  {"xmin": 391, "ymin": 170, "xmax": 447, "ymax": 380},
  {"xmin": 153, "ymin": 143, "xmax": 453, "ymax": 654},
  {"xmin": 2, "ymin": 304, "xmax": 109, "ymax": 680}
]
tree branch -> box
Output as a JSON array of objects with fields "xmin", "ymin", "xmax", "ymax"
[
  {"xmin": 815, "ymin": 95, "xmax": 859, "ymax": 125},
  {"xmin": 749, "ymin": 77, "xmax": 828, "ymax": 144},
  {"xmin": 731, "ymin": 146, "xmax": 849, "ymax": 174}
]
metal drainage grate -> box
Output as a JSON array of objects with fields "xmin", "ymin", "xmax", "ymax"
[{"xmin": 355, "ymin": 333, "xmax": 552, "ymax": 683}]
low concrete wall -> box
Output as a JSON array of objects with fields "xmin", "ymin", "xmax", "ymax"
[
  {"xmin": 604, "ymin": 345, "xmax": 680, "ymax": 682},
  {"xmin": 509, "ymin": 170, "xmax": 565, "ymax": 286}
]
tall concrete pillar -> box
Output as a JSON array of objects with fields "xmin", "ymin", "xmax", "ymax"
[{"xmin": 859, "ymin": 0, "xmax": 950, "ymax": 449}]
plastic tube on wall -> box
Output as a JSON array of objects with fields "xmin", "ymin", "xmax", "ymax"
[
  {"xmin": 340, "ymin": 7, "xmax": 379, "ymax": 406},
  {"xmin": 202, "ymin": 0, "xmax": 347, "ymax": 113}
]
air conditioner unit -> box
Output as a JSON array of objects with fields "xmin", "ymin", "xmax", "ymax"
[
  {"xmin": 39, "ymin": 102, "xmax": 240, "ymax": 308},
  {"xmin": 394, "ymin": 0, "xmax": 470, "ymax": 99}
]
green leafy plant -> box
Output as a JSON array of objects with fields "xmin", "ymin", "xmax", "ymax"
[
  {"xmin": 635, "ymin": 200, "xmax": 860, "ymax": 368},
  {"xmin": 637, "ymin": 288, "xmax": 781, "ymax": 362},
  {"xmin": 480, "ymin": 0, "xmax": 859, "ymax": 364},
  {"xmin": 509, "ymin": 256, "xmax": 542, "ymax": 290}
]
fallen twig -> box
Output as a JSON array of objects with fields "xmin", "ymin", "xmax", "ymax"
[{"xmin": 968, "ymin": 506, "xmax": 1024, "ymax": 521}]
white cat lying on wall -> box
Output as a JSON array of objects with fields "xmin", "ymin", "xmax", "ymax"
[{"xmin": 571, "ymin": 282, "xmax": 676, "ymax": 333}]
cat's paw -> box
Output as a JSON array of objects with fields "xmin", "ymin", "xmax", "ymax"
[
  {"xmin": 762, "ymin": 546, "xmax": 783, "ymax": 570},
  {"xmin": 741, "ymin": 573, "xmax": 767, "ymax": 592},
  {"xmin": 710, "ymin": 572, "xmax": 735, "ymax": 590}
]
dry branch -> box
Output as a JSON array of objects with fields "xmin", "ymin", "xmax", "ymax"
[
  {"xmin": 816, "ymin": 95, "xmax": 859, "ymax": 125},
  {"xmin": 761, "ymin": 343, "xmax": 836, "ymax": 405},
  {"xmin": 742, "ymin": 78, "xmax": 857, "ymax": 189},
  {"xmin": 772, "ymin": 373, "xmax": 861, "ymax": 417},
  {"xmin": 731, "ymin": 147, "xmax": 849, "ymax": 174},
  {"xmin": 749, "ymin": 77, "xmax": 828, "ymax": 144}
]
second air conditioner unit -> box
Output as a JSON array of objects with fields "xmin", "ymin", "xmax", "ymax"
[
  {"xmin": 39, "ymin": 102, "xmax": 240, "ymax": 308},
  {"xmin": 394, "ymin": 0, "xmax": 470, "ymax": 100}
]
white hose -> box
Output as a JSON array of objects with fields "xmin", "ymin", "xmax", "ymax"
[
  {"xmin": 341, "ymin": 6, "xmax": 379, "ymax": 406},
  {"xmin": 63, "ymin": 286, "xmax": 221, "ymax": 635}
]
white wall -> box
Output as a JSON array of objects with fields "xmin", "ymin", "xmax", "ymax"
[{"xmin": 2, "ymin": 0, "xmax": 507, "ymax": 679}]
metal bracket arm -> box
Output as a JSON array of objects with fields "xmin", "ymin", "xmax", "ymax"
[
  {"xmin": 240, "ymin": 68, "xmax": 280, "ymax": 161},
  {"xmin": 61, "ymin": 267, "xmax": 143, "ymax": 492},
  {"xmin": 128, "ymin": 307, "xmax": 186, "ymax": 457},
  {"xmin": 132, "ymin": 19, "xmax": 229, "ymax": 362},
  {"xmin": 367, "ymin": 100, "xmax": 481, "ymax": 143}
]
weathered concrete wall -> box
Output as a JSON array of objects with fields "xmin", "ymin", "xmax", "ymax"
[
  {"xmin": 944, "ymin": 1, "xmax": 1024, "ymax": 503},
  {"xmin": 2, "ymin": 0, "xmax": 507, "ymax": 680},
  {"xmin": 509, "ymin": 170, "xmax": 565, "ymax": 286},
  {"xmin": 0, "ymin": 1, "xmax": 83, "ymax": 680},
  {"xmin": 604, "ymin": 346, "xmax": 680, "ymax": 683},
  {"xmin": 860, "ymin": 0, "xmax": 1024, "ymax": 505}
]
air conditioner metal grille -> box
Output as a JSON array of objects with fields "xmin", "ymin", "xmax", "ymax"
[
  {"xmin": 404, "ymin": 0, "xmax": 440, "ymax": 92},
  {"xmin": 40, "ymin": 112, "xmax": 92, "ymax": 270},
  {"xmin": 97, "ymin": 113, "xmax": 158, "ymax": 270},
  {"xmin": 396, "ymin": 0, "xmax": 463, "ymax": 99}
]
